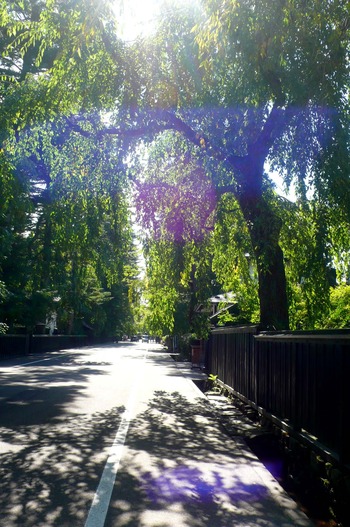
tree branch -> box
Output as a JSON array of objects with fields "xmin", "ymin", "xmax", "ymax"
[{"xmin": 65, "ymin": 105, "xmax": 294, "ymax": 200}]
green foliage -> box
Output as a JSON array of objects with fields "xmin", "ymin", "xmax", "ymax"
[
  {"xmin": 0, "ymin": 0, "xmax": 350, "ymax": 335},
  {"xmin": 207, "ymin": 373, "xmax": 219, "ymax": 391},
  {"xmin": 140, "ymin": 235, "xmax": 214, "ymax": 339},
  {"xmin": 139, "ymin": 0, "xmax": 349, "ymax": 329},
  {"xmin": 134, "ymin": 131, "xmax": 216, "ymax": 242},
  {"xmin": 0, "ymin": 151, "xmax": 31, "ymax": 273},
  {"xmin": 212, "ymin": 194, "xmax": 259, "ymax": 324},
  {"xmin": 279, "ymin": 199, "xmax": 332, "ymax": 328},
  {"xmin": 0, "ymin": 115, "xmax": 137, "ymax": 336},
  {"xmin": 196, "ymin": 0, "xmax": 349, "ymax": 107},
  {"xmin": 0, "ymin": 322, "xmax": 8, "ymax": 335},
  {"xmin": 278, "ymin": 193, "xmax": 350, "ymax": 329},
  {"xmin": 0, "ymin": 0, "xmax": 123, "ymax": 125},
  {"xmin": 134, "ymin": 132, "xmax": 219, "ymax": 337},
  {"xmin": 142, "ymin": 240, "xmax": 181, "ymax": 336},
  {"xmin": 0, "ymin": 0, "xmax": 137, "ymax": 336},
  {"xmin": 0, "ymin": 288, "xmax": 56, "ymax": 330},
  {"xmin": 320, "ymin": 285, "xmax": 350, "ymax": 329}
]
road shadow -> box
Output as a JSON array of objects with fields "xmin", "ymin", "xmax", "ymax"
[
  {"xmin": 105, "ymin": 390, "xmax": 311, "ymax": 527},
  {"xmin": 0, "ymin": 404, "xmax": 126, "ymax": 527},
  {"xmin": 0, "ymin": 350, "xmax": 311, "ymax": 527},
  {"xmin": 0, "ymin": 349, "xmax": 124, "ymax": 526},
  {"xmin": 0, "ymin": 352, "xmax": 110, "ymax": 426}
]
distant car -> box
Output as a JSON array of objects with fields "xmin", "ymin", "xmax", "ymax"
[
  {"xmin": 131, "ymin": 335, "xmax": 138, "ymax": 342},
  {"xmin": 142, "ymin": 334, "xmax": 149, "ymax": 343}
]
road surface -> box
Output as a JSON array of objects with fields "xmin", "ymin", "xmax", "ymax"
[{"xmin": 0, "ymin": 341, "xmax": 313, "ymax": 527}]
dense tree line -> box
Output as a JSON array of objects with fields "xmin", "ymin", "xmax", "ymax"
[
  {"xmin": 0, "ymin": 0, "xmax": 349, "ymax": 337},
  {"xmin": 0, "ymin": 0, "xmax": 138, "ymax": 335},
  {"xmin": 1, "ymin": 119, "xmax": 138, "ymax": 335}
]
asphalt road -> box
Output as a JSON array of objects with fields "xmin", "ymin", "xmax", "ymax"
[{"xmin": 0, "ymin": 342, "xmax": 313, "ymax": 527}]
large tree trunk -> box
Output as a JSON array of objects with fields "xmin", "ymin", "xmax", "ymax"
[
  {"xmin": 257, "ymin": 243, "xmax": 289, "ymax": 329},
  {"xmin": 226, "ymin": 121, "xmax": 290, "ymax": 330},
  {"xmin": 237, "ymin": 187, "xmax": 289, "ymax": 330}
]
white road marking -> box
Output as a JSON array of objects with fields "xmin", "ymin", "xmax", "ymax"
[
  {"xmin": 0, "ymin": 353, "xmax": 70, "ymax": 371},
  {"xmin": 84, "ymin": 352, "xmax": 146, "ymax": 527},
  {"xmin": 18, "ymin": 354, "xmax": 68, "ymax": 367}
]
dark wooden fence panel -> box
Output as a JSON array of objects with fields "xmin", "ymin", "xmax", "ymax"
[
  {"xmin": 31, "ymin": 335, "xmax": 89, "ymax": 353},
  {"xmin": 0, "ymin": 335, "xmax": 29, "ymax": 359},
  {"xmin": 209, "ymin": 326, "xmax": 259, "ymax": 404},
  {"xmin": 0, "ymin": 334, "xmax": 109, "ymax": 358},
  {"xmin": 208, "ymin": 328, "xmax": 350, "ymax": 464}
]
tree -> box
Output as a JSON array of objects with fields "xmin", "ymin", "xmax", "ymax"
[
  {"xmin": 1, "ymin": 116, "xmax": 137, "ymax": 335},
  {"xmin": 0, "ymin": 1, "xmax": 140, "ymax": 334},
  {"xmin": 279, "ymin": 198, "xmax": 335, "ymax": 329},
  {"xmin": 81, "ymin": 0, "xmax": 349, "ymax": 329},
  {"xmin": 212, "ymin": 193, "xmax": 260, "ymax": 325},
  {"xmin": 0, "ymin": 0, "xmax": 123, "ymax": 133},
  {"xmin": 134, "ymin": 134, "xmax": 217, "ymax": 337},
  {"xmin": 321, "ymin": 284, "xmax": 350, "ymax": 329},
  {"xmin": 2, "ymin": 0, "xmax": 349, "ymax": 331}
]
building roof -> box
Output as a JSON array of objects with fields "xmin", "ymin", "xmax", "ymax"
[{"xmin": 209, "ymin": 292, "xmax": 236, "ymax": 304}]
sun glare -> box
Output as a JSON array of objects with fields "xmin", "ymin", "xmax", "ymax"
[
  {"xmin": 114, "ymin": 0, "xmax": 162, "ymax": 41},
  {"xmin": 114, "ymin": 0, "xmax": 198, "ymax": 41}
]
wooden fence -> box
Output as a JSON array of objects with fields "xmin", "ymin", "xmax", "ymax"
[
  {"xmin": 207, "ymin": 326, "xmax": 350, "ymax": 465},
  {"xmin": 0, "ymin": 334, "xmax": 116, "ymax": 359}
]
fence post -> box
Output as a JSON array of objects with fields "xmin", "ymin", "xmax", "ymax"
[
  {"xmin": 25, "ymin": 333, "xmax": 31, "ymax": 355},
  {"xmin": 339, "ymin": 346, "xmax": 350, "ymax": 464}
]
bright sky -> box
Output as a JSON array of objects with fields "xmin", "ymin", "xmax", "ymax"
[
  {"xmin": 114, "ymin": 0, "xmax": 163, "ymax": 41},
  {"xmin": 269, "ymin": 170, "xmax": 296, "ymax": 202}
]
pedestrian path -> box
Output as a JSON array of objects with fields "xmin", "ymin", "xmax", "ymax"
[{"xmin": 103, "ymin": 346, "xmax": 314, "ymax": 527}]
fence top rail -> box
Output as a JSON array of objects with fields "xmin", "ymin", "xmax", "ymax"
[
  {"xmin": 255, "ymin": 333, "xmax": 350, "ymax": 343},
  {"xmin": 0, "ymin": 334, "xmax": 88, "ymax": 339},
  {"xmin": 211, "ymin": 325, "xmax": 259, "ymax": 335},
  {"xmin": 31, "ymin": 334, "xmax": 88, "ymax": 338},
  {"xmin": 0, "ymin": 334, "xmax": 27, "ymax": 338}
]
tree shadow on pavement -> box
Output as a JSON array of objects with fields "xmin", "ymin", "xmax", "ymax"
[
  {"xmin": 0, "ymin": 405, "xmax": 126, "ymax": 527},
  {"xmin": 0, "ymin": 351, "xmax": 122, "ymax": 527},
  {"xmin": 0, "ymin": 354, "xmax": 109, "ymax": 427},
  {"xmin": 105, "ymin": 390, "xmax": 310, "ymax": 527}
]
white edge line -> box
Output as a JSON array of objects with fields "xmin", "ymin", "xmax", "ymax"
[
  {"xmin": 84, "ymin": 353, "xmax": 146, "ymax": 527},
  {"xmin": 83, "ymin": 409, "xmax": 132, "ymax": 526},
  {"xmin": 4, "ymin": 352, "xmax": 70, "ymax": 368}
]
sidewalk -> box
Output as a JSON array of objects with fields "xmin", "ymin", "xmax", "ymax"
[{"xmin": 104, "ymin": 346, "xmax": 314, "ymax": 527}]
